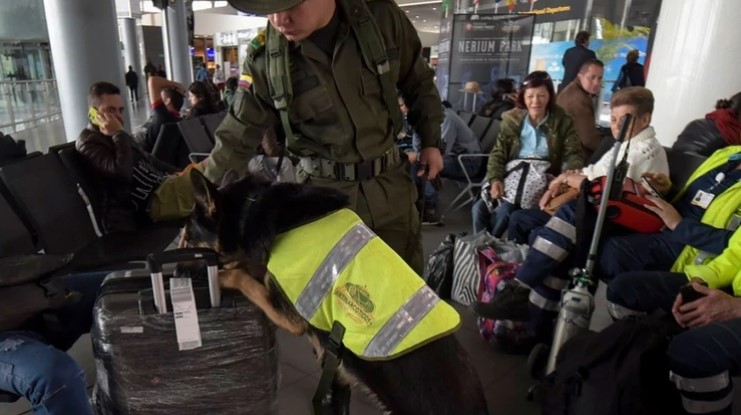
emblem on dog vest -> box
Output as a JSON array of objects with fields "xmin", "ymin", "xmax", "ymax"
[{"xmin": 267, "ymin": 209, "xmax": 461, "ymax": 360}]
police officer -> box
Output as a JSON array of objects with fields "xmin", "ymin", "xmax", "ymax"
[{"xmin": 207, "ymin": 0, "xmax": 444, "ymax": 275}]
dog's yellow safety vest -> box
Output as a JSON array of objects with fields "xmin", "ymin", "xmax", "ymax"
[{"xmin": 266, "ymin": 209, "xmax": 460, "ymax": 360}]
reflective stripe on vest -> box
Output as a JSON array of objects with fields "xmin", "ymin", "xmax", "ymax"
[{"xmin": 267, "ymin": 209, "xmax": 460, "ymax": 360}]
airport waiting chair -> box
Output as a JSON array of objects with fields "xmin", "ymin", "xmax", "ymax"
[
  {"xmin": 665, "ymin": 147, "xmax": 707, "ymax": 194},
  {"xmin": 178, "ymin": 117, "xmax": 215, "ymax": 163},
  {"xmin": 440, "ymin": 120, "xmax": 501, "ymax": 220},
  {"xmin": 458, "ymin": 111, "xmax": 475, "ymax": 127},
  {"xmin": 152, "ymin": 123, "xmax": 190, "ymax": 169},
  {"xmin": 201, "ymin": 112, "xmax": 225, "ymax": 142},
  {"xmin": 50, "ymin": 142, "xmax": 104, "ymax": 235},
  {"xmin": 0, "ymin": 190, "xmax": 37, "ymax": 257},
  {"xmin": 0, "ymin": 154, "xmax": 178, "ymax": 272}
]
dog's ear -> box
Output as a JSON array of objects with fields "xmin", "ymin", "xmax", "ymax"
[{"xmin": 190, "ymin": 169, "xmax": 220, "ymax": 219}]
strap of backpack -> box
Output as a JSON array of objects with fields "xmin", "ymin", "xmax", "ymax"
[
  {"xmin": 339, "ymin": 0, "xmax": 404, "ymax": 138},
  {"xmin": 514, "ymin": 162, "xmax": 530, "ymax": 207},
  {"xmin": 265, "ymin": 25, "xmax": 299, "ymax": 149}
]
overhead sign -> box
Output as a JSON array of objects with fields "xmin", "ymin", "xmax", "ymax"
[{"xmin": 469, "ymin": 0, "xmax": 587, "ymax": 23}]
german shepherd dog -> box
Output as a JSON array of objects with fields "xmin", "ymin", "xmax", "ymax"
[{"xmin": 182, "ymin": 170, "xmax": 488, "ymax": 415}]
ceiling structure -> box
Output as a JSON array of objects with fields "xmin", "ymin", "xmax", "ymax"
[
  {"xmin": 395, "ymin": 0, "xmax": 444, "ymax": 33},
  {"xmin": 139, "ymin": 0, "xmax": 446, "ymax": 34}
]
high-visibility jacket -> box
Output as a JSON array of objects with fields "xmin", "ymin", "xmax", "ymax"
[
  {"xmin": 266, "ymin": 209, "xmax": 460, "ymax": 360},
  {"xmin": 671, "ymin": 146, "xmax": 741, "ymax": 293}
]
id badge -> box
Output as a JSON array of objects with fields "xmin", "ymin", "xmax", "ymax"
[{"xmin": 691, "ymin": 190, "xmax": 715, "ymax": 209}]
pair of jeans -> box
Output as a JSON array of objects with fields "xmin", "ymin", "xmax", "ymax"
[
  {"xmin": 440, "ymin": 154, "xmax": 482, "ymax": 181},
  {"xmin": 0, "ymin": 271, "xmax": 108, "ymax": 415},
  {"xmin": 471, "ymin": 198, "xmax": 517, "ymax": 237}
]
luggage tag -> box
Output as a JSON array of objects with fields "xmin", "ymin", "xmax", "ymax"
[{"xmin": 170, "ymin": 278, "xmax": 203, "ymax": 351}]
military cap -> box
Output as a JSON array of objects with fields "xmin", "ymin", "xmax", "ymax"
[{"xmin": 227, "ymin": 0, "xmax": 303, "ymax": 14}]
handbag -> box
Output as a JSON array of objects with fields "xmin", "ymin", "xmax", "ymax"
[
  {"xmin": 543, "ymin": 184, "xmax": 581, "ymax": 216},
  {"xmin": 452, "ymin": 231, "xmax": 497, "ymax": 305},
  {"xmin": 502, "ymin": 158, "xmax": 550, "ymax": 209},
  {"xmin": 452, "ymin": 232, "xmax": 529, "ymax": 306},
  {"xmin": 476, "ymin": 247, "xmax": 534, "ymax": 353},
  {"xmin": 422, "ymin": 234, "xmax": 457, "ymax": 299},
  {"xmin": 589, "ymin": 176, "xmax": 664, "ymax": 234}
]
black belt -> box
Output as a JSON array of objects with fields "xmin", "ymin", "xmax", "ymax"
[{"xmin": 299, "ymin": 147, "xmax": 401, "ymax": 181}]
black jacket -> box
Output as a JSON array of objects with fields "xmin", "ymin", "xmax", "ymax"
[
  {"xmin": 561, "ymin": 45, "xmax": 596, "ymax": 91},
  {"xmin": 76, "ymin": 125, "xmax": 177, "ymax": 232},
  {"xmin": 672, "ymin": 119, "xmax": 726, "ymax": 157},
  {"xmin": 125, "ymin": 70, "xmax": 138, "ymax": 88}
]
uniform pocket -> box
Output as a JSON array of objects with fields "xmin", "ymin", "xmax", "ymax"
[
  {"xmin": 360, "ymin": 70, "xmax": 382, "ymax": 96},
  {"xmin": 290, "ymin": 84, "xmax": 334, "ymax": 122}
]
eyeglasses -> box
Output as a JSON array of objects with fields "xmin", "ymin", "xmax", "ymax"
[{"xmin": 522, "ymin": 73, "xmax": 552, "ymax": 87}]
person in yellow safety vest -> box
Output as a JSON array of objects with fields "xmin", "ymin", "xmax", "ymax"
[
  {"xmin": 267, "ymin": 208, "xmax": 460, "ymax": 359},
  {"xmin": 605, "ymin": 146, "xmax": 741, "ymax": 415},
  {"xmin": 606, "ymin": 229, "xmax": 741, "ymax": 415}
]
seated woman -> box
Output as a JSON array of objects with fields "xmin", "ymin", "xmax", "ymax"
[
  {"xmin": 473, "ymin": 87, "xmax": 670, "ymax": 341},
  {"xmin": 673, "ymin": 91, "xmax": 741, "ymax": 157},
  {"xmin": 186, "ymin": 81, "xmax": 220, "ymax": 119},
  {"xmin": 472, "ymin": 71, "xmax": 583, "ymax": 237},
  {"xmin": 606, "ymin": 223, "xmax": 741, "ymax": 415}
]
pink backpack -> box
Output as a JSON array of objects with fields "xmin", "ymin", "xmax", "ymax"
[{"xmin": 476, "ymin": 247, "xmax": 535, "ymax": 353}]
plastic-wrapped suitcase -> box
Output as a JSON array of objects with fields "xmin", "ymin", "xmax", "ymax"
[{"xmin": 91, "ymin": 248, "xmax": 278, "ymax": 415}]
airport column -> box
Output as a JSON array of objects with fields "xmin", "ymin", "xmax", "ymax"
[
  {"xmin": 120, "ymin": 18, "xmax": 142, "ymax": 81},
  {"xmin": 167, "ymin": 0, "xmax": 193, "ymax": 86},
  {"xmin": 646, "ymin": 0, "xmax": 741, "ymax": 147},
  {"xmin": 43, "ymin": 0, "xmax": 131, "ymax": 141}
]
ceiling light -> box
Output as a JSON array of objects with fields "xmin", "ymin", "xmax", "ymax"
[
  {"xmin": 423, "ymin": 19, "xmax": 427, "ymax": 22},
  {"xmin": 415, "ymin": 15, "xmax": 419, "ymax": 18},
  {"xmin": 432, "ymin": 7, "xmax": 437, "ymax": 10},
  {"xmin": 405, "ymin": 9, "xmax": 409, "ymax": 12}
]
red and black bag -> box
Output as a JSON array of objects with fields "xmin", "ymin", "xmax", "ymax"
[{"xmin": 589, "ymin": 176, "xmax": 664, "ymax": 234}]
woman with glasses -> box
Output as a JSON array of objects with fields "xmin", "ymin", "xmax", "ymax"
[{"xmin": 472, "ymin": 71, "xmax": 583, "ymax": 237}]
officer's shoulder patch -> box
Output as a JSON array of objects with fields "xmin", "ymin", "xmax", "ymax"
[{"xmin": 246, "ymin": 29, "xmax": 267, "ymax": 62}]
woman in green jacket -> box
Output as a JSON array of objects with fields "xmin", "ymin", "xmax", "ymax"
[{"xmin": 474, "ymin": 71, "xmax": 583, "ymax": 236}]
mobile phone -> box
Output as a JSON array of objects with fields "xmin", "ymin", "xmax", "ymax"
[
  {"xmin": 641, "ymin": 177, "xmax": 664, "ymax": 200},
  {"xmin": 680, "ymin": 284, "xmax": 706, "ymax": 304},
  {"xmin": 88, "ymin": 107, "xmax": 100, "ymax": 127}
]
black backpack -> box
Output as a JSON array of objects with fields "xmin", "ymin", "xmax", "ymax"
[
  {"xmin": 539, "ymin": 313, "xmax": 683, "ymax": 415},
  {"xmin": 0, "ymin": 254, "xmax": 79, "ymax": 332}
]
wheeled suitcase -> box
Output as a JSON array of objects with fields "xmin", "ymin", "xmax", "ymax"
[{"xmin": 91, "ymin": 248, "xmax": 279, "ymax": 415}]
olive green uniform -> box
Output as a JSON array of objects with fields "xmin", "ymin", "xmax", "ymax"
[{"xmin": 204, "ymin": 0, "xmax": 442, "ymax": 274}]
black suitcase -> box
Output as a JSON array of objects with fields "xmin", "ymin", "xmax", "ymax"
[{"xmin": 92, "ymin": 248, "xmax": 279, "ymax": 415}]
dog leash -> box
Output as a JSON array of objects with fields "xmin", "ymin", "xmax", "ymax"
[{"xmin": 312, "ymin": 321, "xmax": 346, "ymax": 414}]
